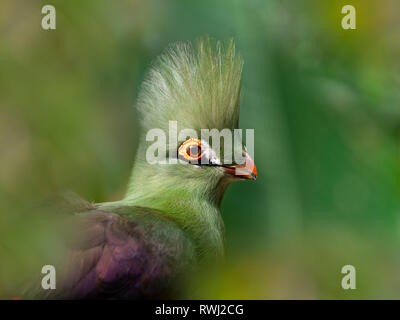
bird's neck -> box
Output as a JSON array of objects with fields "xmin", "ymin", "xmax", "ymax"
[{"xmin": 121, "ymin": 158, "xmax": 230, "ymax": 262}]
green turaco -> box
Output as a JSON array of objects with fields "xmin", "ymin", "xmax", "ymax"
[{"xmin": 31, "ymin": 37, "xmax": 257, "ymax": 299}]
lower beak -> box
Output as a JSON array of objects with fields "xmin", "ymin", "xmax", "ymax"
[{"xmin": 223, "ymin": 152, "xmax": 257, "ymax": 180}]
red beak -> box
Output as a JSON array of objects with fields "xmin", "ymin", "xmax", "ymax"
[{"xmin": 223, "ymin": 152, "xmax": 257, "ymax": 180}]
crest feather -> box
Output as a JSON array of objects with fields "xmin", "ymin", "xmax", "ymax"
[{"xmin": 137, "ymin": 37, "xmax": 243, "ymax": 133}]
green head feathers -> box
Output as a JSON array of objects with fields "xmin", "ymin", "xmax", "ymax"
[{"xmin": 137, "ymin": 37, "xmax": 243, "ymax": 134}]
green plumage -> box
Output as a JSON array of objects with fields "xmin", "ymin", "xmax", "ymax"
[
  {"xmin": 26, "ymin": 38, "xmax": 249, "ymax": 299},
  {"xmin": 137, "ymin": 37, "xmax": 243, "ymax": 133},
  {"xmin": 116, "ymin": 37, "xmax": 244, "ymax": 261}
]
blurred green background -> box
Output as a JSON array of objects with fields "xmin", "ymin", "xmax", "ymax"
[{"xmin": 1, "ymin": 0, "xmax": 400, "ymax": 298}]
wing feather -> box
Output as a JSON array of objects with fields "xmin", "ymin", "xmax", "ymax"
[{"xmin": 33, "ymin": 206, "xmax": 194, "ymax": 299}]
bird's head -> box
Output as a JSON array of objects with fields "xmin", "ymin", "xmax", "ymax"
[{"xmin": 126, "ymin": 37, "xmax": 256, "ymax": 207}]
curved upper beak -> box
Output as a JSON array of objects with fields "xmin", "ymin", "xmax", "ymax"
[{"xmin": 223, "ymin": 152, "xmax": 257, "ymax": 180}]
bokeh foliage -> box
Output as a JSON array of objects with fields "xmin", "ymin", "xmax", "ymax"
[{"xmin": 1, "ymin": 0, "xmax": 400, "ymax": 298}]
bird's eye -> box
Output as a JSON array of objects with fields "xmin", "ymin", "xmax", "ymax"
[
  {"xmin": 187, "ymin": 145, "xmax": 200, "ymax": 157},
  {"xmin": 178, "ymin": 138, "xmax": 203, "ymax": 162}
]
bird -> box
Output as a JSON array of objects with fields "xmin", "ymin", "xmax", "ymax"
[{"xmin": 28, "ymin": 37, "xmax": 257, "ymax": 299}]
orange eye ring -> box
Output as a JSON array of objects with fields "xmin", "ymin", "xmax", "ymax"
[{"xmin": 178, "ymin": 138, "xmax": 203, "ymax": 162}]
